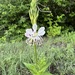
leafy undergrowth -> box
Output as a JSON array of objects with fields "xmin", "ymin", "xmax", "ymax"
[{"xmin": 0, "ymin": 32, "xmax": 75, "ymax": 75}]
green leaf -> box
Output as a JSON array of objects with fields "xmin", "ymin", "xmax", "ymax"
[
  {"xmin": 39, "ymin": 63, "xmax": 50, "ymax": 73},
  {"xmin": 23, "ymin": 62, "xmax": 37, "ymax": 75}
]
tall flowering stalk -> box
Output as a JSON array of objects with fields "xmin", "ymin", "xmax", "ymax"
[
  {"xmin": 29, "ymin": 0, "xmax": 39, "ymax": 25},
  {"xmin": 24, "ymin": 0, "xmax": 52, "ymax": 75},
  {"xmin": 26, "ymin": 0, "xmax": 44, "ymax": 64},
  {"xmin": 24, "ymin": 25, "xmax": 52, "ymax": 75}
]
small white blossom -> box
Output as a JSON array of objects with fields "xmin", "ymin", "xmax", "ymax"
[{"xmin": 25, "ymin": 24, "xmax": 45, "ymax": 45}]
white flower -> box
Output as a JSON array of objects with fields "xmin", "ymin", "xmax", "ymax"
[{"xmin": 25, "ymin": 24, "xmax": 45, "ymax": 45}]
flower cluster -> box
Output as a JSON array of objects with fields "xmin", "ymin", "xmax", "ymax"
[{"xmin": 25, "ymin": 24, "xmax": 45, "ymax": 45}]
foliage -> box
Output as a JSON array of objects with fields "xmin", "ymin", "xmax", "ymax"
[
  {"xmin": 46, "ymin": 14, "xmax": 65, "ymax": 37},
  {"xmin": 0, "ymin": 0, "xmax": 75, "ymax": 42},
  {"xmin": 0, "ymin": 0, "xmax": 75, "ymax": 75},
  {"xmin": 0, "ymin": 0, "xmax": 30, "ymax": 42},
  {"xmin": 24, "ymin": 58, "xmax": 52, "ymax": 75},
  {"xmin": 0, "ymin": 32, "xmax": 75, "ymax": 75},
  {"xmin": 53, "ymin": 0, "xmax": 69, "ymax": 7}
]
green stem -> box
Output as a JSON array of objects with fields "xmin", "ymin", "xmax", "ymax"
[{"xmin": 34, "ymin": 43, "xmax": 38, "ymax": 64}]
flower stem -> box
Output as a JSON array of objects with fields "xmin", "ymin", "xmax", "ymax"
[{"xmin": 34, "ymin": 43, "xmax": 38, "ymax": 64}]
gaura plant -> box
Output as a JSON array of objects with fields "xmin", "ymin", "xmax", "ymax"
[
  {"xmin": 24, "ymin": 0, "xmax": 52, "ymax": 75},
  {"xmin": 24, "ymin": 24, "xmax": 52, "ymax": 75}
]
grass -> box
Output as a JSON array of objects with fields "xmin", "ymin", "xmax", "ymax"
[{"xmin": 0, "ymin": 32, "xmax": 75, "ymax": 75}]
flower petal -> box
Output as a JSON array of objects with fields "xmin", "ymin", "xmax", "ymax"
[
  {"xmin": 26, "ymin": 29, "xmax": 33, "ymax": 34},
  {"xmin": 25, "ymin": 33, "xmax": 31, "ymax": 37},
  {"xmin": 32, "ymin": 24, "xmax": 37, "ymax": 32},
  {"xmin": 25, "ymin": 29, "xmax": 33, "ymax": 37},
  {"xmin": 38, "ymin": 27, "xmax": 45, "ymax": 36}
]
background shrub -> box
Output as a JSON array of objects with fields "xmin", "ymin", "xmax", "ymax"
[{"xmin": 0, "ymin": 0, "xmax": 75, "ymax": 42}]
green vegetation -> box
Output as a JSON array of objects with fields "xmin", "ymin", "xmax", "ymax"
[
  {"xmin": 0, "ymin": 0, "xmax": 75, "ymax": 75},
  {"xmin": 0, "ymin": 0, "xmax": 75, "ymax": 42},
  {"xmin": 0, "ymin": 32, "xmax": 75, "ymax": 75}
]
